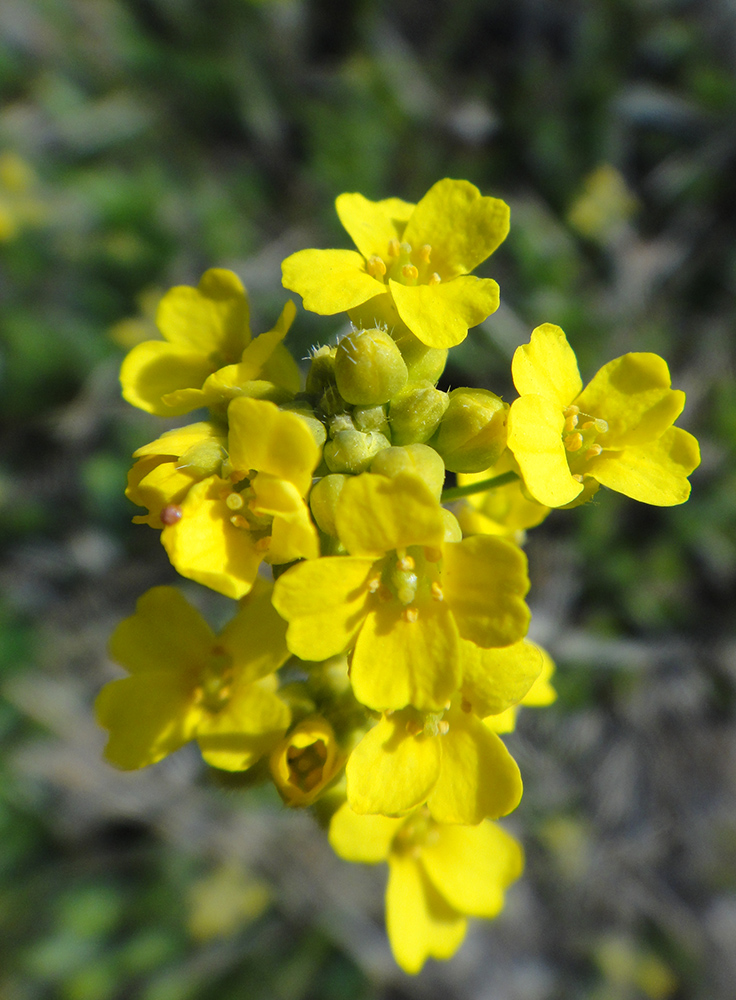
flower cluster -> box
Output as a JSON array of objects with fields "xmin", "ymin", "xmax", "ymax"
[{"xmin": 100, "ymin": 179, "xmax": 700, "ymax": 973}]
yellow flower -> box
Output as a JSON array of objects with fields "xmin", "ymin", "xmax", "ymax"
[
  {"xmin": 485, "ymin": 643, "xmax": 557, "ymax": 734},
  {"xmin": 272, "ymin": 472, "xmax": 531, "ymax": 713},
  {"xmin": 120, "ymin": 268, "xmax": 299, "ymax": 416},
  {"xmin": 506, "ymin": 323, "xmax": 701, "ymax": 507},
  {"xmin": 126, "ymin": 421, "xmax": 227, "ymax": 528},
  {"xmin": 455, "ymin": 451, "xmax": 550, "ymax": 541},
  {"xmin": 96, "ymin": 583, "xmax": 291, "ymax": 771},
  {"xmin": 345, "ymin": 701, "xmax": 523, "ymax": 824},
  {"xmin": 269, "ymin": 715, "xmax": 344, "ymax": 806},
  {"xmin": 160, "ymin": 398, "xmax": 321, "ymax": 599},
  {"xmin": 329, "ymin": 802, "xmax": 523, "ymax": 974},
  {"xmin": 282, "ymin": 179, "xmax": 509, "ymax": 349}
]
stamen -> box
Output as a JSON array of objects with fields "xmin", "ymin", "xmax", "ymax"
[
  {"xmin": 564, "ymin": 432, "xmax": 583, "ymax": 452},
  {"xmin": 564, "ymin": 413, "xmax": 579, "ymax": 432},
  {"xmin": 160, "ymin": 504, "xmax": 183, "ymax": 526},
  {"xmin": 594, "ymin": 418, "xmax": 609, "ymax": 434},
  {"xmin": 226, "ymin": 493, "xmax": 245, "ymax": 511},
  {"xmin": 230, "ymin": 514, "xmax": 249, "ymax": 529},
  {"xmin": 430, "ymin": 581, "xmax": 444, "ymax": 602},
  {"xmin": 585, "ymin": 444, "xmax": 603, "ymax": 459},
  {"xmin": 563, "ymin": 405, "xmax": 580, "ymax": 419},
  {"xmin": 572, "ymin": 474, "xmax": 585, "ymax": 483},
  {"xmin": 255, "ymin": 536, "xmax": 271, "ymax": 551},
  {"xmin": 396, "ymin": 554, "xmax": 415, "ymax": 572},
  {"xmin": 419, "ymin": 244, "xmax": 432, "ymax": 263},
  {"xmin": 387, "ymin": 238, "xmax": 401, "ymax": 257},
  {"xmin": 402, "ymin": 264, "xmax": 418, "ymax": 281},
  {"xmin": 367, "ymin": 575, "xmax": 381, "ymax": 594},
  {"xmin": 428, "ymin": 272, "xmax": 441, "ymax": 285},
  {"xmin": 580, "ymin": 420, "xmax": 595, "ymax": 431},
  {"xmin": 366, "ymin": 254, "xmax": 386, "ymax": 278},
  {"xmin": 402, "ymin": 607, "xmax": 419, "ymax": 623},
  {"xmin": 437, "ymin": 720, "xmax": 449, "ymax": 735}
]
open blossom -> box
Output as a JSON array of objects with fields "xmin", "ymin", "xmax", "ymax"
[
  {"xmin": 272, "ymin": 471, "xmax": 531, "ymax": 713},
  {"xmin": 506, "ymin": 323, "xmax": 701, "ymax": 507},
  {"xmin": 120, "ymin": 268, "xmax": 299, "ymax": 416},
  {"xmin": 282, "ymin": 179, "xmax": 509, "ymax": 349},
  {"xmin": 96, "ymin": 583, "xmax": 291, "ymax": 771},
  {"xmin": 161, "ymin": 397, "xmax": 320, "ymax": 599},
  {"xmin": 329, "ymin": 802, "xmax": 523, "ymax": 974}
]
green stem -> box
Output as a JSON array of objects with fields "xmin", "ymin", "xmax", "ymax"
[{"xmin": 441, "ymin": 470, "xmax": 519, "ymax": 502}]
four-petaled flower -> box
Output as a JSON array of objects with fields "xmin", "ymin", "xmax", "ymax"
[{"xmin": 282, "ymin": 179, "xmax": 510, "ymax": 349}]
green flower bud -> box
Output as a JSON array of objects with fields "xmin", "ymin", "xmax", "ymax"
[
  {"xmin": 309, "ymin": 474, "xmax": 348, "ymax": 536},
  {"xmin": 370, "ymin": 444, "xmax": 446, "ymax": 501},
  {"xmin": 323, "ymin": 428, "xmax": 391, "ymax": 474},
  {"xmin": 352, "ymin": 404, "xmax": 390, "ymax": 438},
  {"xmin": 328, "ymin": 412, "xmax": 355, "ymax": 437},
  {"xmin": 306, "ymin": 346, "xmax": 337, "ymax": 400},
  {"xmin": 388, "ymin": 381, "xmax": 449, "ymax": 445},
  {"xmin": 391, "ymin": 326, "xmax": 448, "ymax": 384},
  {"xmin": 334, "ymin": 328, "xmax": 408, "ymax": 406},
  {"xmin": 432, "ymin": 387, "xmax": 509, "ymax": 473}
]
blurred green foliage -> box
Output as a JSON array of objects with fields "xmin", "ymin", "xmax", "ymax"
[{"xmin": 1, "ymin": 0, "xmax": 735, "ymax": 997}]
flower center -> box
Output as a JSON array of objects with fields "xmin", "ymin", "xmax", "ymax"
[
  {"xmin": 368, "ymin": 546, "xmax": 445, "ymax": 621},
  {"xmin": 222, "ymin": 475, "xmax": 272, "ymax": 551},
  {"xmin": 366, "ymin": 240, "xmax": 441, "ymax": 288},
  {"xmin": 562, "ymin": 404, "xmax": 608, "ymax": 473},
  {"xmin": 392, "ymin": 806, "xmax": 440, "ymax": 858},
  {"xmin": 286, "ymin": 740, "xmax": 328, "ymax": 793},
  {"xmin": 194, "ymin": 646, "xmax": 235, "ymax": 714}
]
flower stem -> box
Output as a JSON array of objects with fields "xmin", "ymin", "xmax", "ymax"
[{"xmin": 441, "ymin": 470, "xmax": 519, "ymax": 502}]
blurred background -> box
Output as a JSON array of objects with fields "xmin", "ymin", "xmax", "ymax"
[{"xmin": 1, "ymin": 0, "xmax": 735, "ymax": 997}]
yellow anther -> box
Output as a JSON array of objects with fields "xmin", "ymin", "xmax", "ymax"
[
  {"xmin": 367, "ymin": 575, "xmax": 381, "ymax": 594},
  {"xmin": 405, "ymin": 718, "xmax": 423, "ymax": 736},
  {"xmin": 428, "ymin": 272, "xmax": 441, "ymax": 285},
  {"xmin": 424, "ymin": 546, "xmax": 443, "ymax": 563},
  {"xmin": 396, "ymin": 554, "xmax": 415, "ymax": 572},
  {"xmin": 402, "ymin": 606, "xmax": 419, "ymax": 623},
  {"xmin": 387, "ymin": 238, "xmax": 401, "ymax": 257},
  {"xmin": 437, "ymin": 720, "xmax": 449, "ymax": 736},
  {"xmin": 230, "ymin": 469, "xmax": 247, "ymax": 483},
  {"xmin": 564, "ymin": 432, "xmax": 583, "ymax": 452},
  {"xmin": 563, "ymin": 405, "xmax": 580, "ymax": 419},
  {"xmin": 367, "ymin": 254, "xmax": 386, "ymax": 278},
  {"xmin": 594, "ymin": 418, "xmax": 609, "ymax": 434},
  {"xmin": 572, "ymin": 473, "xmax": 585, "ymax": 483},
  {"xmin": 585, "ymin": 444, "xmax": 603, "ymax": 459},
  {"xmin": 430, "ymin": 581, "xmax": 444, "ymax": 602},
  {"xmin": 226, "ymin": 492, "xmax": 245, "ymax": 511},
  {"xmin": 419, "ymin": 244, "xmax": 432, "ymax": 263},
  {"xmin": 229, "ymin": 514, "xmax": 248, "ymax": 529},
  {"xmin": 400, "ymin": 242, "xmax": 412, "ymax": 255},
  {"xmin": 402, "ymin": 264, "xmax": 419, "ymax": 281},
  {"xmin": 255, "ymin": 536, "xmax": 271, "ymax": 551},
  {"xmin": 564, "ymin": 413, "xmax": 579, "ymax": 432},
  {"xmin": 580, "ymin": 420, "xmax": 595, "ymax": 431}
]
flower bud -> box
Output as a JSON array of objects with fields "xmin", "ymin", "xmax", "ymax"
[
  {"xmin": 432, "ymin": 387, "xmax": 509, "ymax": 473},
  {"xmin": 370, "ymin": 444, "xmax": 446, "ymax": 501},
  {"xmin": 388, "ymin": 381, "xmax": 449, "ymax": 445},
  {"xmin": 309, "ymin": 473, "xmax": 348, "ymax": 536},
  {"xmin": 323, "ymin": 427, "xmax": 391, "ymax": 474},
  {"xmin": 269, "ymin": 716, "xmax": 344, "ymax": 807},
  {"xmin": 352, "ymin": 403, "xmax": 390, "ymax": 438},
  {"xmin": 305, "ymin": 345, "xmax": 336, "ymax": 400},
  {"xmin": 391, "ymin": 326, "xmax": 448, "ymax": 383},
  {"xmin": 334, "ymin": 328, "xmax": 408, "ymax": 406}
]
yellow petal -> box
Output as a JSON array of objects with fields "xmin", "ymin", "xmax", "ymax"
[
  {"xmin": 328, "ymin": 802, "xmax": 403, "ymax": 863},
  {"xmin": 196, "ymin": 681, "xmax": 291, "ymax": 771},
  {"xmin": 511, "ymin": 323, "xmax": 582, "ymax": 408},
  {"xmin": 335, "ymin": 472, "xmax": 445, "ymax": 557},
  {"xmin": 389, "ymin": 276, "xmax": 500, "ymax": 349},
  {"xmin": 587, "ymin": 426, "xmax": 700, "ymax": 505},
  {"xmin": 228, "ymin": 397, "xmax": 319, "ymax": 497},
  {"xmin": 250, "ymin": 473, "xmax": 320, "ymax": 564},
  {"xmin": 507, "ymin": 393, "xmax": 583, "ymax": 507},
  {"xmin": 574, "ymin": 352, "xmax": 685, "ymax": 447},
  {"xmin": 347, "ymin": 714, "xmax": 441, "ymax": 815},
  {"xmin": 120, "ymin": 341, "xmax": 213, "ymax": 416},
  {"xmin": 219, "ymin": 581, "xmax": 290, "ymax": 683},
  {"xmin": 161, "ymin": 477, "xmax": 263, "ymax": 599},
  {"xmin": 126, "ymin": 459, "xmax": 200, "ymax": 528},
  {"xmin": 421, "ymin": 821, "xmax": 523, "ymax": 918},
  {"xmin": 335, "ymin": 192, "xmax": 414, "ymax": 259},
  {"xmin": 156, "ymin": 268, "xmax": 250, "ymax": 358},
  {"xmin": 132, "ymin": 421, "xmax": 226, "ymax": 459},
  {"xmin": 351, "ymin": 598, "xmax": 460, "ymax": 712},
  {"xmin": 95, "ymin": 672, "xmax": 199, "ymax": 769},
  {"xmin": 461, "ymin": 638, "xmax": 542, "ymax": 717},
  {"xmin": 271, "ymin": 556, "xmax": 375, "ymax": 660},
  {"xmin": 428, "ymin": 708, "xmax": 523, "ymax": 824},
  {"xmin": 386, "ymin": 853, "xmax": 466, "ymax": 974},
  {"xmin": 281, "ymin": 248, "xmax": 386, "ymax": 314},
  {"xmin": 442, "ymin": 535, "xmax": 531, "ymax": 648},
  {"xmin": 401, "ymin": 179, "xmax": 510, "ymax": 278},
  {"xmin": 520, "ymin": 644, "xmax": 557, "ymax": 706},
  {"xmin": 109, "ymin": 586, "xmax": 214, "ymax": 674}
]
